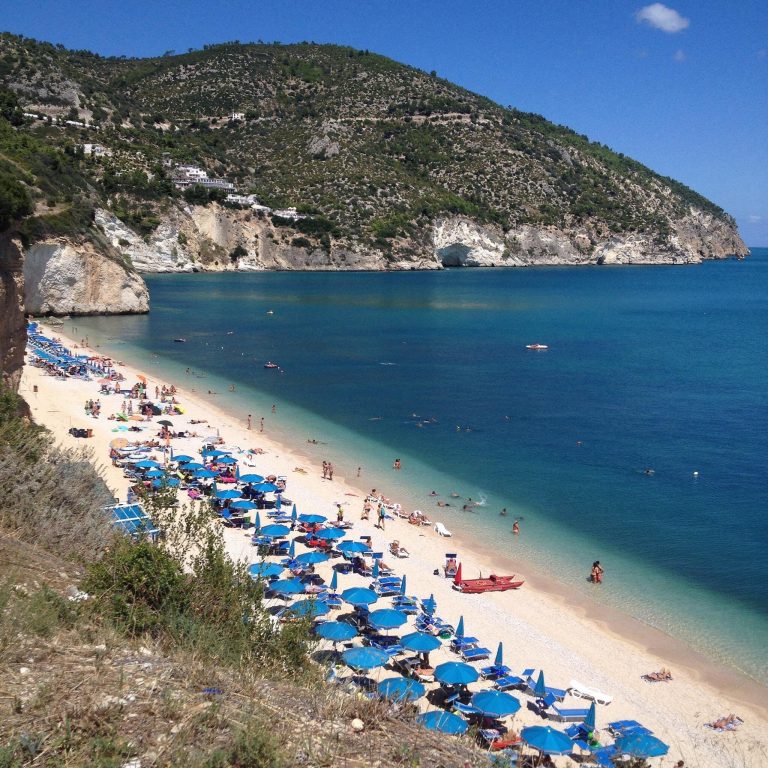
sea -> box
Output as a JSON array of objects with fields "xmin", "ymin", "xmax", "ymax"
[{"xmin": 67, "ymin": 248, "xmax": 768, "ymax": 685}]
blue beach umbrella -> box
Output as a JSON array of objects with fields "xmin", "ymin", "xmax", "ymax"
[
  {"xmin": 329, "ymin": 571, "xmax": 339, "ymax": 592},
  {"xmin": 288, "ymin": 539, "xmax": 296, "ymax": 559},
  {"xmin": 239, "ymin": 473, "xmax": 264, "ymax": 483},
  {"xmin": 216, "ymin": 455, "xmax": 238, "ymax": 465},
  {"xmin": 202, "ymin": 449, "xmax": 228, "ymax": 458},
  {"xmin": 172, "ymin": 454, "xmax": 194, "ymax": 463},
  {"xmin": 494, "ymin": 642, "xmax": 504, "ymax": 668},
  {"xmin": 254, "ymin": 482, "xmax": 278, "ymax": 492},
  {"xmin": 183, "ymin": 462, "xmax": 204, "ymax": 471},
  {"xmin": 533, "ymin": 671, "xmax": 547, "ymax": 698},
  {"xmin": 289, "ymin": 599, "xmax": 329, "ymax": 619},
  {"xmin": 435, "ymin": 661, "xmax": 479, "ymax": 686},
  {"xmin": 315, "ymin": 621, "xmax": 358, "ymax": 642},
  {"xmin": 614, "ymin": 733, "xmax": 669, "ymax": 758},
  {"xmin": 342, "ymin": 646, "xmax": 389, "ymax": 671},
  {"xmin": 260, "ymin": 524, "xmax": 291, "ymax": 538},
  {"xmin": 135, "ymin": 460, "xmax": 160, "ymax": 469},
  {"xmin": 254, "ymin": 511, "xmax": 262, "ymax": 530},
  {"xmin": 583, "ymin": 701, "xmax": 596, "ymax": 732},
  {"xmin": 417, "ymin": 710, "xmax": 468, "ymax": 735},
  {"xmin": 471, "ymin": 690, "xmax": 521, "ymax": 718},
  {"xmin": 295, "ymin": 551, "xmax": 329, "ymax": 566},
  {"xmin": 270, "ymin": 578, "xmax": 304, "ymax": 596},
  {"xmin": 215, "ymin": 489, "xmax": 241, "ymax": 500},
  {"xmin": 399, "ymin": 574, "xmax": 407, "ymax": 595},
  {"xmin": 193, "ymin": 468, "xmax": 218, "ymax": 478},
  {"xmin": 342, "ymin": 587, "xmax": 378, "ymax": 607},
  {"xmin": 372, "ymin": 560, "xmax": 380, "ymax": 579},
  {"xmin": 315, "ymin": 527, "xmax": 345, "ymax": 541},
  {"xmin": 521, "ymin": 725, "xmax": 574, "ymax": 755},
  {"xmin": 401, "ymin": 631, "xmax": 441, "ymax": 653},
  {"xmin": 337, "ymin": 540, "xmax": 370, "ymax": 554},
  {"xmin": 455, "ymin": 616, "xmax": 465, "ymax": 639},
  {"xmin": 422, "ymin": 594, "xmax": 437, "ymax": 615},
  {"xmin": 248, "ymin": 562, "xmax": 284, "ymax": 579},
  {"xmin": 377, "ymin": 677, "xmax": 425, "ymax": 703},
  {"xmin": 230, "ymin": 499, "xmax": 257, "ymax": 510},
  {"xmin": 153, "ymin": 477, "xmax": 180, "ymax": 488},
  {"xmin": 368, "ymin": 608, "xmax": 407, "ymax": 631},
  {"xmin": 145, "ymin": 469, "xmax": 165, "ymax": 478},
  {"xmin": 275, "ymin": 496, "xmax": 282, "ymax": 511},
  {"xmin": 291, "ymin": 505, "xmax": 297, "ymax": 525},
  {"xmin": 299, "ymin": 513, "xmax": 327, "ymax": 524}
]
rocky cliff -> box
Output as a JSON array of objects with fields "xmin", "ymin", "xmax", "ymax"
[
  {"xmin": 0, "ymin": 234, "xmax": 27, "ymax": 392},
  {"xmin": 23, "ymin": 239, "xmax": 149, "ymax": 315}
]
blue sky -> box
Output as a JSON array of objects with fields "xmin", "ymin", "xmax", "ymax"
[{"xmin": 3, "ymin": 0, "xmax": 766, "ymax": 245}]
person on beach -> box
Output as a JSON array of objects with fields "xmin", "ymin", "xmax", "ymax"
[
  {"xmin": 512, "ymin": 519, "xmax": 520, "ymax": 535},
  {"xmin": 247, "ymin": 414, "xmax": 252, "ymax": 430},
  {"xmin": 322, "ymin": 461, "xmax": 328, "ymax": 479},
  {"xmin": 393, "ymin": 458, "xmax": 401, "ymax": 470},
  {"xmin": 377, "ymin": 503, "xmax": 385, "ymax": 530},
  {"xmin": 362, "ymin": 499, "xmax": 371, "ymax": 520},
  {"xmin": 591, "ymin": 561, "xmax": 604, "ymax": 584},
  {"xmin": 336, "ymin": 504, "xmax": 344, "ymax": 523},
  {"xmin": 500, "ymin": 507, "xmax": 507, "ymax": 516},
  {"xmin": 272, "ymin": 404, "xmax": 276, "ymax": 413},
  {"xmin": 327, "ymin": 462, "xmax": 334, "ymax": 480},
  {"xmin": 357, "ymin": 466, "xmax": 361, "ymax": 477},
  {"xmin": 259, "ymin": 417, "xmax": 264, "ymax": 432}
]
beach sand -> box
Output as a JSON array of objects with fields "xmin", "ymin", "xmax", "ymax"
[{"xmin": 20, "ymin": 323, "xmax": 768, "ymax": 767}]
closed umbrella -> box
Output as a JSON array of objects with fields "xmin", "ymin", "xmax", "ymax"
[
  {"xmin": 583, "ymin": 701, "xmax": 596, "ymax": 732},
  {"xmin": 533, "ymin": 671, "xmax": 547, "ymax": 698},
  {"xmin": 455, "ymin": 616, "xmax": 465, "ymax": 639},
  {"xmin": 288, "ymin": 539, "xmax": 296, "ymax": 559},
  {"xmin": 614, "ymin": 733, "xmax": 669, "ymax": 758},
  {"xmin": 377, "ymin": 677, "xmax": 425, "ymax": 702},
  {"xmin": 342, "ymin": 587, "xmax": 378, "ymax": 607},
  {"xmin": 417, "ymin": 711, "xmax": 468, "ymax": 735},
  {"xmin": 342, "ymin": 646, "xmax": 389, "ymax": 671},
  {"xmin": 399, "ymin": 574, "xmax": 407, "ymax": 595},
  {"xmin": 315, "ymin": 621, "xmax": 358, "ymax": 642},
  {"xmin": 471, "ymin": 690, "xmax": 521, "ymax": 718},
  {"xmin": 368, "ymin": 608, "xmax": 407, "ymax": 631},
  {"xmin": 372, "ymin": 560, "xmax": 380, "ymax": 579},
  {"xmin": 494, "ymin": 642, "xmax": 504, "ymax": 669},
  {"xmin": 521, "ymin": 725, "xmax": 573, "ymax": 755},
  {"xmin": 329, "ymin": 571, "xmax": 339, "ymax": 592},
  {"xmin": 435, "ymin": 662, "xmax": 479, "ymax": 686},
  {"xmin": 422, "ymin": 594, "xmax": 437, "ymax": 615},
  {"xmin": 254, "ymin": 511, "xmax": 262, "ymax": 530},
  {"xmin": 401, "ymin": 631, "xmax": 441, "ymax": 653}
]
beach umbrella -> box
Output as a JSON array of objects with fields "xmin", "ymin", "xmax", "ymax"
[
  {"xmin": 455, "ymin": 616, "xmax": 465, "ymax": 639},
  {"xmin": 202, "ymin": 449, "xmax": 228, "ymax": 458},
  {"xmin": 417, "ymin": 711, "xmax": 468, "ymax": 735},
  {"xmin": 341, "ymin": 646, "xmax": 389, "ymax": 671},
  {"xmin": 422, "ymin": 594, "xmax": 437, "ymax": 615},
  {"xmin": 270, "ymin": 578, "xmax": 304, "ymax": 597},
  {"xmin": 239, "ymin": 473, "xmax": 265, "ymax": 483},
  {"xmin": 377, "ymin": 677, "xmax": 425, "ymax": 703},
  {"xmin": 288, "ymin": 539, "xmax": 296, "ymax": 559},
  {"xmin": 315, "ymin": 527, "xmax": 345, "ymax": 541},
  {"xmin": 583, "ymin": 701, "xmax": 596, "ymax": 732},
  {"xmin": 289, "ymin": 599, "xmax": 329, "ymax": 619},
  {"xmin": 193, "ymin": 468, "xmax": 218, "ymax": 478},
  {"xmin": 295, "ymin": 551, "xmax": 329, "ymax": 566},
  {"xmin": 254, "ymin": 511, "xmax": 262, "ymax": 530},
  {"xmin": 109, "ymin": 437, "xmax": 129, "ymax": 449},
  {"xmin": 299, "ymin": 513, "xmax": 327, "ymax": 524},
  {"xmin": 145, "ymin": 469, "xmax": 165, "ymax": 478},
  {"xmin": 533, "ymin": 671, "xmax": 547, "ymax": 698},
  {"xmin": 315, "ymin": 621, "xmax": 358, "ymax": 642},
  {"xmin": 614, "ymin": 733, "xmax": 669, "ymax": 758},
  {"xmin": 494, "ymin": 642, "xmax": 504, "ymax": 669},
  {"xmin": 254, "ymin": 482, "xmax": 278, "ymax": 492},
  {"xmin": 215, "ymin": 488, "xmax": 241, "ymax": 500},
  {"xmin": 435, "ymin": 662, "xmax": 479, "ymax": 686},
  {"xmin": 470, "ymin": 690, "xmax": 521, "ymax": 718},
  {"xmin": 401, "ymin": 631, "xmax": 441, "ymax": 653},
  {"xmin": 342, "ymin": 587, "xmax": 378, "ymax": 607},
  {"xmin": 248, "ymin": 562, "xmax": 284, "ymax": 579},
  {"xmin": 153, "ymin": 477, "xmax": 180, "ymax": 488},
  {"xmin": 260, "ymin": 524, "xmax": 291, "ymax": 538},
  {"xmin": 291, "ymin": 505, "xmax": 298, "ymax": 525},
  {"xmin": 183, "ymin": 462, "xmax": 205, "ymax": 471},
  {"xmin": 337, "ymin": 540, "xmax": 370, "ymax": 554},
  {"xmin": 230, "ymin": 499, "xmax": 257, "ymax": 510},
  {"xmin": 134, "ymin": 460, "xmax": 160, "ymax": 469},
  {"xmin": 521, "ymin": 726, "xmax": 574, "ymax": 755},
  {"xmin": 372, "ymin": 560, "xmax": 380, "ymax": 579},
  {"xmin": 172, "ymin": 454, "xmax": 195, "ymax": 463},
  {"xmin": 217, "ymin": 455, "xmax": 238, "ymax": 464},
  {"xmin": 329, "ymin": 571, "xmax": 339, "ymax": 592},
  {"xmin": 275, "ymin": 496, "xmax": 282, "ymax": 511},
  {"xmin": 368, "ymin": 608, "xmax": 407, "ymax": 631},
  {"xmin": 157, "ymin": 419, "xmax": 173, "ymax": 427},
  {"xmin": 129, "ymin": 415, "xmax": 145, "ymax": 422},
  {"xmin": 399, "ymin": 574, "xmax": 407, "ymax": 595}
]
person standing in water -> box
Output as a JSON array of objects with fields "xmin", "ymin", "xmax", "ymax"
[
  {"xmin": 591, "ymin": 561, "xmax": 604, "ymax": 583},
  {"xmin": 512, "ymin": 520, "xmax": 520, "ymax": 535}
]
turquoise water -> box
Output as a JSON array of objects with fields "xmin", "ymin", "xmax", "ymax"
[{"xmin": 70, "ymin": 250, "xmax": 768, "ymax": 684}]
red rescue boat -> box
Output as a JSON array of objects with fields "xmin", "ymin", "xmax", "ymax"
[{"xmin": 452, "ymin": 563, "xmax": 524, "ymax": 593}]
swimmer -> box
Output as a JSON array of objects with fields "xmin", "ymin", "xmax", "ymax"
[
  {"xmin": 512, "ymin": 520, "xmax": 520, "ymax": 535},
  {"xmin": 499, "ymin": 507, "xmax": 507, "ymax": 517},
  {"xmin": 429, "ymin": 490, "xmax": 438, "ymax": 496},
  {"xmin": 450, "ymin": 491, "xmax": 460, "ymax": 498}
]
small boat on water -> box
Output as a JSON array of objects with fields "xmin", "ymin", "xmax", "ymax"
[
  {"xmin": 173, "ymin": 338, "xmax": 187, "ymax": 343},
  {"xmin": 525, "ymin": 343, "xmax": 548, "ymax": 350},
  {"xmin": 452, "ymin": 563, "xmax": 524, "ymax": 593},
  {"xmin": 264, "ymin": 361, "xmax": 279, "ymax": 369}
]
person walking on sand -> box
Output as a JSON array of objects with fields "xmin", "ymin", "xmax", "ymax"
[
  {"xmin": 377, "ymin": 503, "xmax": 385, "ymax": 530},
  {"xmin": 512, "ymin": 519, "xmax": 520, "ymax": 535},
  {"xmin": 322, "ymin": 461, "xmax": 328, "ymax": 479},
  {"xmin": 328, "ymin": 462, "xmax": 334, "ymax": 480},
  {"xmin": 247, "ymin": 414, "xmax": 252, "ymax": 430},
  {"xmin": 259, "ymin": 417, "xmax": 264, "ymax": 432}
]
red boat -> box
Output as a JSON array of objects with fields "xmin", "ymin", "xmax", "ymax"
[{"xmin": 452, "ymin": 563, "xmax": 524, "ymax": 593}]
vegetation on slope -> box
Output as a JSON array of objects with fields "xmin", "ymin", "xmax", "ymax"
[{"xmin": 0, "ymin": 33, "xmax": 736, "ymax": 254}]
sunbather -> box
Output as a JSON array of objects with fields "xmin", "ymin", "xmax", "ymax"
[
  {"xmin": 643, "ymin": 667, "xmax": 673, "ymax": 682},
  {"xmin": 708, "ymin": 714, "xmax": 742, "ymax": 730}
]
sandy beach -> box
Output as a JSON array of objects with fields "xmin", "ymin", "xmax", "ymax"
[{"xmin": 20, "ymin": 322, "xmax": 768, "ymax": 767}]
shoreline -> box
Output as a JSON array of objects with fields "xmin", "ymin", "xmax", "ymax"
[{"xmin": 21, "ymin": 321, "xmax": 768, "ymax": 766}]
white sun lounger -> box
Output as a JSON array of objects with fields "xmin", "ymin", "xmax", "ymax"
[
  {"xmin": 434, "ymin": 522, "xmax": 452, "ymax": 537},
  {"xmin": 569, "ymin": 679, "xmax": 613, "ymax": 705}
]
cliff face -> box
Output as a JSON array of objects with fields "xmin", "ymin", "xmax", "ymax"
[
  {"xmin": 23, "ymin": 239, "xmax": 149, "ymax": 315},
  {"xmin": 0, "ymin": 234, "xmax": 27, "ymax": 392}
]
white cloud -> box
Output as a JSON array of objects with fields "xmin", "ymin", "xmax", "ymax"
[
  {"xmin": 748, "ymin": 215, "xmax": 763, "ymax": 224},
  {"xmin": 635, "ymin": 4, "xmax": 690, "ymax": 33},
  {"xmin": 673, "ymin": 49, "xmax": 686, "ymax": 62}
]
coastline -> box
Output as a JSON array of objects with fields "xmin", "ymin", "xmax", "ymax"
[{"xmin": 21, "ymin": 321, "xmax": 768, "ymax": 767}]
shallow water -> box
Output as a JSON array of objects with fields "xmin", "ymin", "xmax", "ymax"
[{"xmin": 70, "ymin": 249, "xmax": 768, "ymax": 683}]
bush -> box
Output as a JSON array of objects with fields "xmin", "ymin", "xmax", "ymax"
[{"xmin": 0, "ymin": 170, "xmax": 33, "ymax": 231}]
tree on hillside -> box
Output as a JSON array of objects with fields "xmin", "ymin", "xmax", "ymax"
[{"xmin": 0, "ymin": 171, "xmax": 33, "ymax": 232}]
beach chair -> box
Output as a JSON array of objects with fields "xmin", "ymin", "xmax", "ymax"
[
  {"xmin": 541, "ymin": 693, "xmax": 591, "ymax": 722},
  {"xmin": 452, "ymin": 701, "xmax": 482, "ymax": 717},
  {"xmin": 389, "ymin": 540, "xmax": 410, "ymax": 558},
  {"xmin": 568, "ymin": 680, "xmax": 613, "ymax": 705},
  {"xmin": 526, "ymin": 674, "xmax": 567, "ymax": 701},
  {"xmin": 368, "ymin": 635, "xmax": 404, "ymax": 657},
  {"xmin": 461, "ymin": 646, "xmax": 492, "ymax": 662},
  {"xmin": 494, "ymin": 668, "xmax": 535, "ymax": 691},
  {"xmin": 450, "ymin": 635, "xmax": 480, "ymax": 653},
  {"xmin": 480, "ymin": 663, "xmax": 512, "ymax": 680},
  {"xmin": 607, "ymin": 720, "xmax": 652, "ymax": 737},
  {"xmin": 435, "ymin": 522, "xmax": 453, "ymax": 537},
  {"xmin": 391, "ymin": 596, "xmax": 419, "ymax": 614}
]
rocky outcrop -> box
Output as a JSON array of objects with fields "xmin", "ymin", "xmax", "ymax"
[
  {"xmin": 23, "ymin": 239, "xmax": 149, "ymax": 315},
  {"xmin": 0, "ymin": 234, "xmax": 27, "ymax": 392}
]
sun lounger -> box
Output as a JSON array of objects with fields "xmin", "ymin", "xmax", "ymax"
[
  {"xmin": 480, "ymin": 664, "xmax": 512, "ymax": 680},
  {"xmin": 389, "ymin": 540, "xmax": 410, "ymax": 558},
  {"xmin": 494, "ymin": 675, "xmax": 527, "ymax": 691},
  {"xmin": 608, "ymin": 720, "xmax": 652, "ymax": 737},
  {"xmin": 453, "ymin": 701, "xmax": 482, "ymax": 717},
  {"xmin": 435, "ymin": 522, "xmax": 453, "ymax": 537},
  {"xmin": 461, "ymin": 646, "xmax": 492, "ymax": 662},
  {"xmin": 541, "ymin": 693, "xmax": 591, "ymax": 722},
  {"xmin": 450, "ymin": 636, "xmax": 480, "ymax": 652},
  {"xmin": 569, "ymin": 679, "xmax": 613, "ymax": 705},
  {"xmin": 526, "ymin": 675, "xmax": 567, "ymax": 701}
]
